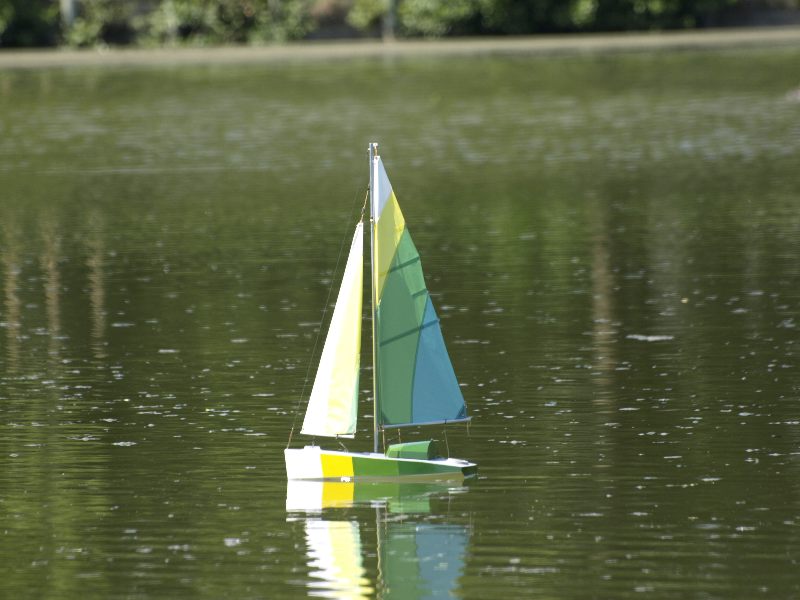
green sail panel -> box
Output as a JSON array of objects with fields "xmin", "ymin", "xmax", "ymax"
[{"xmin": 376, "ymin": 224, "xmax": 468, "ymax": 428}]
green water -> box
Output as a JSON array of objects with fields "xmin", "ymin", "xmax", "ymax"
[{"xmin": 1, "ymin": 46, "xmax": 800, "ymax": 598}]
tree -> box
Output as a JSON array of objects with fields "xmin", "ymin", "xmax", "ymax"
[{"xmin": 0, "ymin": 0, "xmax": 60, "ymax": 47}]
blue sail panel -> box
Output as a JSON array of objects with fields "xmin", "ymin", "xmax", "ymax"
[{"xmin": 409, "ymin": 297, "xmax": 467, "ymax": 425}]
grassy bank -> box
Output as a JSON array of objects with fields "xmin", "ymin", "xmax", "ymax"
[{"xmin": 1, "ymin": 26, "xmax": 799, "ymax": 69}]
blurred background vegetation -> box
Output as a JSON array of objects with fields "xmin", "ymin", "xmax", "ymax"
[{"xmin": 0, "ymin": 0, "xmax": 799, "ymax": 47}]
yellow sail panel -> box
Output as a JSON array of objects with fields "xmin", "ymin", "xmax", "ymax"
[
  {"xmin": 374, "ymin": 192, "xmax": 406, "ymax": 301},
  {"xmin": 301, "ymin": 222, "xmax": 363, "ymax": 438},
  {"xmin": 373, "ymin": 158, "xmax": 406, "ymax": 301}
]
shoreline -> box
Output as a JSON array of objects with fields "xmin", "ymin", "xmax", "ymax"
[{"xmin": 0, "ymin": 26, "xmax": 799, "ymax": 69}]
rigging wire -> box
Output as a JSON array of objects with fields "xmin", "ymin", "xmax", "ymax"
[{"xmin": 286, "ymin": 186, "xmax": 369, "ymax": 448}]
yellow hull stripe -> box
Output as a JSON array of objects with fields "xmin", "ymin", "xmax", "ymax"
[{"xmin": 321, "ymin": 453, "xmax": 354, "ymax": 478}]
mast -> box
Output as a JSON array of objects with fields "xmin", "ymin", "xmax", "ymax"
[{"xmin": 368, "ymin": 142, "xmax": 380, "ymax": 453}]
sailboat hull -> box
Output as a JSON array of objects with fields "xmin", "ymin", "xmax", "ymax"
[{"xmin": 285, "ymin": 446, "xmax": 477, "ymax": 482}]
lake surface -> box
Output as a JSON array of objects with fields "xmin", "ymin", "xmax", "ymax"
[{"xmin": 1, "ymin": 44, "xmax": 799, "ymax": 598}]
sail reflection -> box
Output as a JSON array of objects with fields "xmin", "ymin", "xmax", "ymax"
[
  {"xmin": 379, "ymin": 520, "xmax": 467, "ymax": 600},
  {"xmin": 288, "ymin": 481, "xmax": 470, "ymax": 599},
  {"xmin": 1, "ymin": 217, "xmax": 22, "ymax": 372},
  {"xmin": 85, "ymin": 210, "xmax": 107, "ymax": 359},
  {"xmin": 304, "ymin": 519, "xmax": 373, "ymax": 599},
  {"xmin": 40, "ymin": 216, "xmax": 62, "ymax": 361}
]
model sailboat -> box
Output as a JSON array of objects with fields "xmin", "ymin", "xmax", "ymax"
[{"xmin": 284, "ymin": 143, "xmax": 477, "ymax": 481}]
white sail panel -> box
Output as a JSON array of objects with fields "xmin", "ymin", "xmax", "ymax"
[
  {"xmin": 301, "ymin": 223, "xmax": 363, "ymax": 438},
  {"xmin": 371, "ymin": 156, "xmax": 394, "ymax": 221}
]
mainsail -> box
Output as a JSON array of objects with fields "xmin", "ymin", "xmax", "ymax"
[
  {"xmin": 301, "ymin": 222, "xmax": 363, "ymax": 438},
  {"xmin": 371, "ymin": 157, "xmax": 468, "ymax": 428}
]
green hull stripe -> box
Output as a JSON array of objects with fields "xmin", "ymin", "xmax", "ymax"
[{"xmin": 347, "ymin": 455, "xmax": 475, "ymax": 479}]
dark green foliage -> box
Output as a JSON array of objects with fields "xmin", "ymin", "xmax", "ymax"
[
  {"xmin": 588, "ymin": 0, "xmax": 742, "ymax": 31},
  {"xmin": 393, "ymin": 0, "xmax": 750, "ymax": 36},
  {"xmin": 65, "ymin": 0, "xmax": 139, "ymax": 46},
  {"xmin": 0, "ymin": 0, "xmax": 60, "ymax": 47},
  {"xmin": 0, "ymin": 0, "xmax": 794, "ymax": 47},
  {"xmin": 64, "ymin": 0, "xmax": 314, "ymax": 46},
  {"xmin": 138, "ymin": 0, "xmax": 314, "ymax": 45},
  {"xmin": 0, "ymin": 0, "xmax": 315, "ymax": 47}
]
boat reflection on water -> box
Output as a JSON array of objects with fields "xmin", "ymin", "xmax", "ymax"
[
  {"xmin": 300, "ymin": 518, "xmax": 373, "ymax": 600},
  {"xmin": 287, "ymin": 481, "xmax": 470, "ymax": 599}
]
